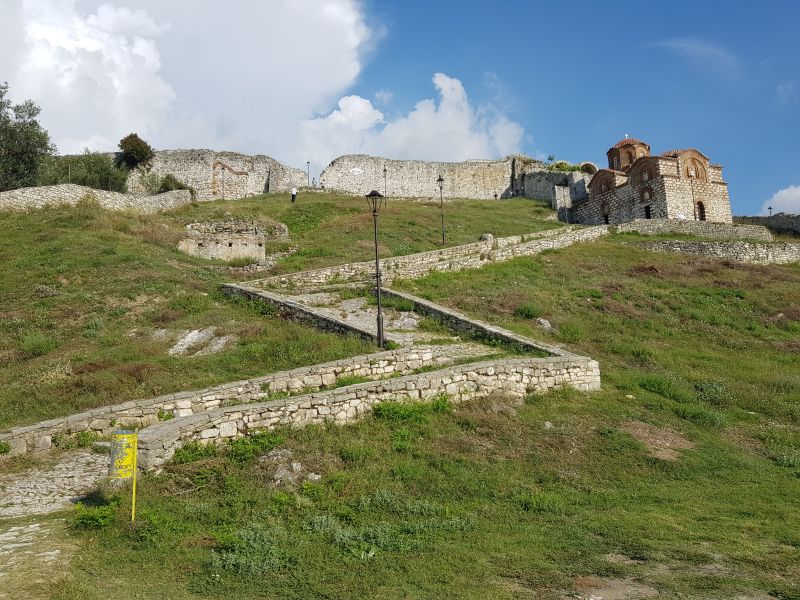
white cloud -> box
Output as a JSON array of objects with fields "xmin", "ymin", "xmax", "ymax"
[
  {"xmin": 762, "ymin": 185, "xmax": 800, "ymax": 215},
  {"xmin": 777, "ymin": 80, "xmax": 795, "ymax": 103},
  {"xmin": 301, "ymin": 73, "xmax": 524, "ymax": 170},
  {"xmin": 374, "ymin": 89, "xmax": 393, "ymax": 104},
  {"xmin": 651, "ymin": 37, "xmax": 740, "ymax": 75}
]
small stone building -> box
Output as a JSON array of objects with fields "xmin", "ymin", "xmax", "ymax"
[
  {"xmin": 178, "ymin": 220, "xmax": 288, "ymax": 262},
  {"xmin": 569, "ymin": 137, "xmax": 732, "ymax": 225}
]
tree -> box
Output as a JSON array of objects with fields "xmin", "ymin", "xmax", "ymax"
[
  {"xmin": 116, "ymin": 133, "xmax": 154, "ymax": 169},
  {"xmin": 38, "ymin": 150, "xmax": 128, "ymax": 193},
  {"xmin": 0, "ymin": 82, "xmax": 54, "ymax": 191}
]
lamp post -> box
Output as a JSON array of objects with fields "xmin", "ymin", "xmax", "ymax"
[
  {"xmin": 306, "ymin": 161, "xmax": 310, "ymax": 187},
  {"xmin": 768, "ymin": 206, "xmax": 773, "ymax": 217},
  {"xmin": 383, "ymin": 165, "xmax": 387, "ymax": 199},
  {"xmin": 365, "ymin": 190, "xmax": 385, "ymax": 348},
  {"xmin": 437, "ymin": 175, "xmax": 445, "ymax": 245}
]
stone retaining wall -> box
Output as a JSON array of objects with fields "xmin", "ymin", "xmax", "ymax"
[
  {"xmin": 639, "ymin": 240, "xmax": 800, "ymax": 264},
  {"xmin": 137, "ymin": 356, "xmax": 601, "ymax": 470},
  {"xmin": 0, "ymin": 345, "xmax": 476, "ymax": 458},
  {"xmin": 734, "ymin": 213, "xmax": 800, "ymax": 236},
  {"xmin": 249, "ymin": 225, "xmax": 608, "ymax": 289},
  {"xmin": 0, "ymin": 184, "xmax": 192, "ymax": 214},
  {"xmin": 615, "ymin": 219, "xmax": 772, "ymax": 241}
]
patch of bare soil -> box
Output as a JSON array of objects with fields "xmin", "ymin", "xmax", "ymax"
[
  {"xmin": 621, "ymin": 421, "xmax": 694, "ymax": 461},
  {"xmin": 568, "ymin": 575, "xmax": 658, "ymax": 599}
]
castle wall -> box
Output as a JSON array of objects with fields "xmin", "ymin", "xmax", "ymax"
[
  {"xmin": 127, "ymin": 149, "xmax": 307, "ymax": 201},
  {"xmin": 734, "ymin": 214, "xmax": 800, "ymax": 236},
  {"xmin": 640, "ymin": 240, "xmax": 800, "ymax": 264},
  {"xmin": 177, "ymin": 220, "xmax": 289, "ymax": 262},
  {"xmin": 0, "ymin": 184, "xmax": 191, "ymax": 213}
]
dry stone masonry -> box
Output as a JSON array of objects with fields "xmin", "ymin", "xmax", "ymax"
[
  {"xmin": 734, "ymin": 213, "xmax": 800, "ymax": 236},
  {"xmin": 639, "ymin": 240, "xmax": 800, "ymax": 265},
  {"xmin": 127, "ymin": 149, "xmax": 307, "ymax": 201},
  {"xmin": 178, "ymin": 219, "xmax": 289, "ymax": 262},
  {"xmin": 614, "ymin": 219, "xmax": 773, "ymax": 241},
  {"xmin": 319, "ymin": 154, "xmax": 593, "ymax": 204},
  {"xmin": 0, "ymin": 184, "xmax": 192, "ymax": 214}
]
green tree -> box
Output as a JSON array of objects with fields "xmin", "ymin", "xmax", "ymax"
[
  {"xmin": 116, "ymin": 133, "xmax": 154, "ymax": 169},
  {"xmin": 38, "ymin": 150, "xmax": 128, "ymax": 192},
  {"xmin": 0, "ymin": 82, "xmax": 54, "ymax": 191}
]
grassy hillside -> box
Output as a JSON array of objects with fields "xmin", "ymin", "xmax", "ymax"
[
  {"xmin": 53, "ymin": 236, "xmax": 800, "ymax": 599},
  {"xmin": 0, "ymin": 194, "xmax": 554, "ymax": 428}
]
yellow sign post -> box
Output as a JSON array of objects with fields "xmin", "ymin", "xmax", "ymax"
[{"xmin": 109, "ymin": 430, "xmax": 139, "ymax": 522}]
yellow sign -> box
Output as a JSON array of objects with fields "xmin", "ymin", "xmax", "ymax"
[{"xmin": 109, "ymin": 431, "xmax": 137, "ymax": 479}]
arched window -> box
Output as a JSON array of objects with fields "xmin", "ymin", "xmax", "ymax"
[
  {"xmin": 696, "ymin": 201, "xmax": 706, "ymax": 221},
  {"xmin": 642, "ymin": 188, "xmax": 652, "ymax": 202},
  {"xmin": 643, "ymin": 170, "xmax": 650, "ymax": 182},
  {"xmin": 601, "ymin": 201, "xmax": 610, "ymax": 224},
  {"xmin": 624, "ymin": 151, "xmax": 634, "ymax": 165}
]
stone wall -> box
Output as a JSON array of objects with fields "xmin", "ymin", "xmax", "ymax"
[
  {"xmin": 734, "ymin": 214, "xmax": 800, "ymax": 236},
  {"xmin": 127, "ymin": 149, "xmax": 307, "ymax": 201},
  {"xmin": 178, "ymin": 219, "xmax": 289, "ymax": 262},
  {"xmin": 639, "ymin": 240, "xmax": 800, "ymax": 264},
  {"xmin": 615, "ymin": 219, "xmax": 773, "ymax": 242},
  {"xmin": 319, "ymin": 154, "xmax": 586, "ymax": 203},
  {"xmin": 0, "ymin": 184, "xmax": 192, "ymax": 214},
  {"xmin": 137, "ymin": 356, "xmax": 601, "ymax": 470},
  {"xmin": 249, "ymin": 225, "xmax": 610, "ymax": 289},
  {"xmin": 0, "ymin": 345, "xmax": 475, "ymax": 458}
]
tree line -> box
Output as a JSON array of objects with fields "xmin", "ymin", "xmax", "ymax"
[{"xmin": 0, "ymin": 81, "xmax": 182, "ymax": 194}]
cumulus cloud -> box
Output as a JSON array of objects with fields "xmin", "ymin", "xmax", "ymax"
[
  {"xmin": 651, "ymin": 37, "xmax": 740, "ymax": 75},
  {"xmin": 762, "ymin": 185, "xmax": 800, "ymax": 215},
  {"xmin": 301, "ymin": 73, "xmax": 524, "ymax": 170}
]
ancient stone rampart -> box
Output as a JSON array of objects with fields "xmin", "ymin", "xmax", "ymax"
[
  {"xmin": 734, "ymin": 213, "xmax": 800, "ymax": 236},
  {"xmin": 639, "ymin": 240, "xmax": 800, "ymax": 264},
  {"xmin": 137, "ymin": 355, "xmax": 600, "ymax": 470},
  {"xmin": 615, "ymin": 219, "xmax": 773, "ymax": 242},
  {"xmin": 0, "ymin": 184, "xmax": 192, "ymax": 213},
  {"xmin": 127, "ymin": 149, "xmax": 307, "ymax": 201},
  {"xmin": 319, "ymin": 154, "xmax": 590, "ymax": 203}
]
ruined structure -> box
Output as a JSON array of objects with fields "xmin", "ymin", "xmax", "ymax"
[
  {"xmin": 568, "ymin": 138, "xmax": 733, "ymax": 225},
  {"xmin": 319, "ymin": 154, "xmax": 595, "ymax": 206},
  {"xmin": 127, "ymin": 150, "xmax": 307, "ymax": 201},
  {"xmin": 178, "ymin": 219, "xmax": 288, "ymax": 262}
]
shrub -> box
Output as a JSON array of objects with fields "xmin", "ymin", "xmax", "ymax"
[
  {"xmin": 117, "ymin": 133, "xmax": 154, "ymax": 169},
  {"xmin": 20, "ymin": 332, "xmax": 57, "ymax": 357},
  {"xmin": 157, "ymin": 409, "xmax": 174, "ymax": 421},
  {"xmin": 172, "ymin": 441, "xmax": 219, "ymax": 465},
  {"xmin": 158, "ymin": 173, "xmax": 193, "ymax": 195},
  {"xmin": 0, "ymin": 441, "xmax": 10, "ymax": 454},
  {"xmin": 513, "ymin": 302, "xmax": 540, "ymax": 319},
  {"xmin": 38, "ymin": 151, "xmax": 128, "ymax": 192},
  {"xmin": 71, "ymin": 502, "xmax": 117, "ymax": 530},
  {"xmin": 227, "ymin": 431, "xmax": 283, "ymax": 464}
]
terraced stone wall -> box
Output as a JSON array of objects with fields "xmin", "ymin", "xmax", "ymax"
[
  {"xmin": 137, "ymin": 356, "xmax": 601, "ymax": 470},
  {"xmin": 639, "ymin": 240, "xmax": 800, "ymax": 264},
  {"xmin": 615, "ymin": 219, "xmax": 773, "ymax": 242}
]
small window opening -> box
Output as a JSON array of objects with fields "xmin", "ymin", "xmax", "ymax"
[{"xmin": 644, "ymin": 205, "xmax": 652, "ymax": 219}]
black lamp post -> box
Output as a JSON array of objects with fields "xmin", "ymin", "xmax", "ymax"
[
  {"xmin": 437, "ymin": 175, "xmax": 445, "ymax": 245},
  {"xmin": 365, "ymin": 190, "xmax": 385, "ymax": 348},
  {"xmin": 306, "ymin": 161, "xmax": 310, "ymax": 187},
  {"xmin": 768, "ymin": 206, "xmax": 773, "ymax": 217},
  {"xmin": 383, "ymin": 165, "xmax": 387, "ymax": 199}
]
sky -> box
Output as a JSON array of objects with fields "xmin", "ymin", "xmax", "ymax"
[{"xmin": 1, "ymin": 0, "xmax": 798, "ymax": 215}]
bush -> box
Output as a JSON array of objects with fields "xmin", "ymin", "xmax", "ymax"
[
  {"xmin": 227, "ymin": 431, "xmax": 284, "ymax": 464},
  {"xmin": 172, "ymin": 441, "xmax": 219, "ymax": 465},
  {"xmin": 0, "ymin": 441, "xmax": 10, "ymax": 454},
  {"xmin": 38, "ymin": 151, "xmax": 128, "ymax": 192},
  {"xmin": 158, "ymin": 173, "xmax": 195, "ymax": 198},
  {"xmin": 71, "ymin": 502, "xmax": 118, "ymax": 530},
  {"xmin": 117, "ymin": 133, "xmax": 154, "ymax": 169},
  {"xmin": 513, "ymin": 302, "xmax": 540, "ymax": 319}
]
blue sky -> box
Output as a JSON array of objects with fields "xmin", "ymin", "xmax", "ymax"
[
  {"xmin": 351, "ymin": 1, "xmax": 800, "ymax": 215},
  {"xmin": 2, "ymin": 0, "xmax": 797, "ymax": 215}
]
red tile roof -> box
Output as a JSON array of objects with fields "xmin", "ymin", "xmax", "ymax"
[{"xmin": 610, "ymin": 137, "xmax": 649, "ymax": 149}]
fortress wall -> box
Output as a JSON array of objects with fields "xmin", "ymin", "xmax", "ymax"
[
  {"xmin": 0, "ymin": 184, "xmax": 192, "ymax": 213},
  {"xmin": 319, "ymin": 154, "xmax": 580, "ymax": 201},
  {"xmin": 127, "ymin": 150, "xmax": 307, "ymax": 201},
  {"xmin": 615, "ymin": 219, "xmax": 773, "ymax": 241}
]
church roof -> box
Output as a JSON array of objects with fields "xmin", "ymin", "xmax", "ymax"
[
  {"xmin": 610, "ymin": 137, "xmax": 649, "ymax": 149},
  {"xmin": 660, "ymin": 148, "xmax": 709, "ymax": 159}
]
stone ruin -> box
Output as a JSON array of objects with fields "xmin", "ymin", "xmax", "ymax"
[{"xmin": 177, "ymin": 219, "xmax": 289, "ymax": 262}]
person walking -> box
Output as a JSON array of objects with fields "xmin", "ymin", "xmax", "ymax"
[{"xmin": 291, "ymin": 187, "xmax": 298, "ymax": 203}]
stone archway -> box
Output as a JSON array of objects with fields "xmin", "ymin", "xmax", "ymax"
[{"xmin": 695, "ymin": 201, "xmax": 706, "ymax": 221}]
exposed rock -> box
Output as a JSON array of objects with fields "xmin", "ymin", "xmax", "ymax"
[{"xmin": 535, "ymin": 318, "xmax": 553, "ymax": 330}]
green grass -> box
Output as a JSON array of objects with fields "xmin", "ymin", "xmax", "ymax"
[{"xmin": 0, "ymin": 195, "xmax": 555, "ymax": 429}]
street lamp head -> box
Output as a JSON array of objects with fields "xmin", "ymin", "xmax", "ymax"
[
  {"xmin": 436, "ymin": 175, "xmax": 444, "ymax": 189},
  {"xmin": 383, "ymin": 165, "xmax": 387, "ymax": 175},
  {"xmin": 768, "ymin": 206, "xmax": 773, "ymax": 215},
  {"xmin": 365, "ymin": 189, "xmax": 384, "ymax": 213}
]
